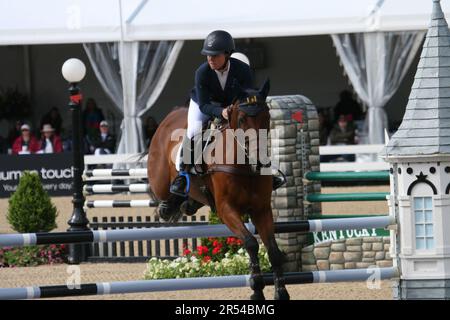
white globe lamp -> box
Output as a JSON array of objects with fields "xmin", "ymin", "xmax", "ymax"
[{"xmin": 62, "ymin": 58, "xmax": 86, "ymax": 83}]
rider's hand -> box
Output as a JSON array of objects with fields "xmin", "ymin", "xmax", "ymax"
[{"xmin": 222, "ymin": 108, "xmax": 229, "ymax": 120}]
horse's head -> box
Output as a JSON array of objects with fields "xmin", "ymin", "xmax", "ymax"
[{"xmin": 227, "ymin": 79, "xmax": 271, "ymax": 131}]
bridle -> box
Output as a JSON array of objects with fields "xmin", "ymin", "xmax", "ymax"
[
  {"xmin": 226, "ymin": 95, "xmax": 269, "ymax": 129},
  {"xmin": 205, "ymin": 95, "xmax": 271, "ymax": 176}
]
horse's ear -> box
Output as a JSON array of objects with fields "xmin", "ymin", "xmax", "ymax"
[{"xmin": 259, "ymin": 78, "xmax": 270, "ymax": 100}]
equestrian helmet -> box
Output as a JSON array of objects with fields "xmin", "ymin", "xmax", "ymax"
[{"xmin": 201, "ymin": 30, "xmax": 235, "ymax": 56}]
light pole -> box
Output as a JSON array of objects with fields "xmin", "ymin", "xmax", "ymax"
[{"xmin": 62, "ymin": 58, "xmax": 89, "ymax": 264}]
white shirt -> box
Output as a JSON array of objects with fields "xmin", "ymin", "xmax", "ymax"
[
  {"xmin": 214, "ymin": 60, "xmax": 230, "ymax": 90},
  {"xmin": 44, "ymin": 138, "xmax": 53, "ymax": 153},
  {"xmin": 101, "ymin": 133, "xmax": 108, "ymax": 142}
]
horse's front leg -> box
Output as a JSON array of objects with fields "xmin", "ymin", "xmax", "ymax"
[
  {"xmin": 250, "ymin": 209, "xmax": 290, "ymax": 300},
  {"xmin": 243, "ymin": 233, "xmax": 266, "ymax": 300},
  {"xmin": 265, "ymin": 235, "xmax": 290, "ymax": 300},
  {"xmin": 216, "ymin": 203, "xmax": 265, "ymax": 300}
]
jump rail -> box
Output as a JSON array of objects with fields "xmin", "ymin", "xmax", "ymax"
[
  {"xmin": 306, "ymin": 192, "xmax": 389, "ymax": 202},
  {"xmin": 305, "ymin": 171, "xmax": 389, "ymax": 182},
  {"xmin": 83, "ymin": 169, "xmax": 148, "ymax": 178},
  {"xmin": 83, "ymin": 184, "xmax": 149, "ymax": 194},
  {"xmin": 0, "ymin": 216, "xmax": 395, "ymax": 248},
  {"xmin": 84, "ymin": 200, "xmax": 158, "ymax": 208},
  {"xmin": 0, "ymin": 267, "xmax": 398, "ymax": 300}
]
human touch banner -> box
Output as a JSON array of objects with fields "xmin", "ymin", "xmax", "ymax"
[{"xmin": 0, "ymin": 153, "xmax": 74, "ymax": 198}]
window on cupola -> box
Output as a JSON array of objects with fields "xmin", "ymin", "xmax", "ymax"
[{"xmin": 414, "ymin": 197, "xmax": 434, "ymax": 250}]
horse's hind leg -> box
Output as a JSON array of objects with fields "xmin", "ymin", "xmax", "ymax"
[
  {"xmin": 217, "ymin": 204, "xmax": 265, "ymax": 300},
  {"xmin": 250, "ymin": 210, "xmax": 290, "ymax": 300}
]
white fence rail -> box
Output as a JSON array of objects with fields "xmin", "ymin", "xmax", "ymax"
[
  {"xmin": 319, "ymin": 144, "xmax": 388, "ymax": 172},
  {"xmin": 82, "ymin": 145, "xmax": 388, "ymax": 176},
  {"xmin": 319, "ymin": 144, "xmax": 385, "ymax": 155}
]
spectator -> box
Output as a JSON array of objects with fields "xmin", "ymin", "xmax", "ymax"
[
  {"xmin": 329, "ymin": 114, "xmax": 356, "ymax": 162},
  {"xmin": 7, "ymin": 120, "xmax": 23, "ymax": 149},
  {"xmin": 62, "ymin": 130, "xmax": 73, "ymax": 152},
  {"xmin": 87, "ymin": 120, "xmax": 116, "ymax": 155},
  {"xmin": 37, "ymin": 124, "xmax": 63, "ymax": 154},
  {"xmin": 143, "ymin": 116, "xmax": 159, "ymax": 148},
  {"xmin": 0, "ymin": 135, "xmax": 7, "ymax": 154},
  {"xmin": 12, "ymin": 124, "xmax": 40, "ymax": 155},
  {"xmin": 334, "ymin": 90, "xmax": 364, "ymax": 122},
  {"xmin": 82, "ymin": 98, "xmax": 105, "ymax": 141},
  {"xmin": 40, "ymin": 107, "xmax": 63, "ymax": 135},
  {"xmin": 318, "ymin": 110, "xmax": 331, "ymax": 146}
]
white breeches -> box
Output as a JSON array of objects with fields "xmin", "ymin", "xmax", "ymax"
[
  {"xmin": 176, "ymin": 99, "xmax": 211, "ymax": 171},
  {"xmin": 186, "ymin": 99, "xmax": 211, "ymax": 139}
]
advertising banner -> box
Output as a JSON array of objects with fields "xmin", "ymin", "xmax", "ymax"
[{"xmin": 0, "ymin": 153, "xmax": 74, "ymax": 198}]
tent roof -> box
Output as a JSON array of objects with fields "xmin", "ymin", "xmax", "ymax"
[{"xmin": 1, "ymin": 0, "xmax": 449, "ymax": 45}]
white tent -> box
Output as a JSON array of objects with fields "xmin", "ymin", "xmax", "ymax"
[
  {"xmin": 0, "ymin": 0, "xmax": 443, "ymax": 152},
  {"xmin": 1, "ymin": 0, "xmax": 447, "ymax": 44}
]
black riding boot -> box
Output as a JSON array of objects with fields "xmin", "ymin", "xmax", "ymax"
[
  {"xmin": 259, "ymin": 161, "xmax": 285, "ymax": 191},
  {"xmin": 170, "ymin": 137, "xmax": 194, "ymax": 197},
  {"xmin": 272, "ymin": 176, "xmax": 285, "ymax": 190}
]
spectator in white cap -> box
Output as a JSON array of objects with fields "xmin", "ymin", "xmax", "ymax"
[
  {"xmin": 37, "ymin": 124, "xmax": 63, "ymax": 154},
  {"xmin": 12, "ymin": 124, "xmax": 40, "ymax": 155},
  {"xmin": 87, "ymin": 120, "xmax": 116, "ymax": 155}
]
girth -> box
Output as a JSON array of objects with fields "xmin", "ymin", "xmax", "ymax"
[{"xmin": 206, "ymin": 165, "xmax": 260, "ymax": 176}]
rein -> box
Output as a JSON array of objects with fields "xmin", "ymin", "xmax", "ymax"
[{"xmin": 204, "ymin": 99, "xmax": 268, "ymax": 177}]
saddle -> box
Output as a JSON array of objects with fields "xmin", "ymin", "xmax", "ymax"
[{"xmin": 188, "ymin": 117, "xmax": 225, "ymax": 176}]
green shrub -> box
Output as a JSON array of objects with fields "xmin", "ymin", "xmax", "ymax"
[{"xmin": 7, "ymin": 171, "xmax": 58, "ymax": 233}]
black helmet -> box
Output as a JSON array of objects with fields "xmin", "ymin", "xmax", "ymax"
[{"xmin": 201, "ymin": 30, "xmax": 235, "ymax": 56}]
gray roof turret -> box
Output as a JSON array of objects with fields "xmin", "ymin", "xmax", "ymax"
[{"xmin": 383, "ymin": 0, "xmax": 450, "ymax": 157}]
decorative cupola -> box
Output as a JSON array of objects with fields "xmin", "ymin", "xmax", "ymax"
[{"xmin": 382, "ymin": 0, "xmax": 450, "ymax": 299}]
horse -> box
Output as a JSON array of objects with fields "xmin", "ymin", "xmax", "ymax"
[{"xmin": 147, "ymin": 80, "xmax": 290, "ymax": 300}]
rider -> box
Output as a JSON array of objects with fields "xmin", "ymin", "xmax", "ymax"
[{"xmin": 170, "ymin": 30, "xmax": 284, "ymax": 197}]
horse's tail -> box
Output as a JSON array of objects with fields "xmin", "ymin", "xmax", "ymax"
[
  {"xmin": 136, "ymin": 149, "xmax": 148, "ymax": 162},
  {"xmin": 136, "ymin": 148, "xmax": 159, "ymax": 201}
]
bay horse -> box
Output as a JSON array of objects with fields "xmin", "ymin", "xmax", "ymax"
[{"xmin": 147, "ymin": 80, "xmax": 289, "ymax": 300}]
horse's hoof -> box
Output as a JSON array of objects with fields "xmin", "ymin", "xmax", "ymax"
[
  {"xmin": 180, "ymin": 200, "xmax": 201, "ymax": 216},
  {"xmin": 250, "ymin": 290, "xmax": 265, "ymax": 300},
  {"xmin": 157, "ymin": 202, "xmax": 171, "ymax": 221},
  {"xmin": 168, "ymin": 210, "xmax": 183, "ymax": 223},
  {"xmin": 274, "ymin": 288, "xmax": 290, "ymax": 300}
]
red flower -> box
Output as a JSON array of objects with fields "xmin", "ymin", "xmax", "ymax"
[
  {"xmin": 226, "ymin": 237, "xmax": 235, "ymax": 245},
  {"xmin": 212, "ymin": 240, "xmax": 223, "ymax": 249},
  {"xmin": 203, "ymin": 256, "xmax": 211, "ymax": 263},
  {"xmin": 212, "ymin": 247, "xmax": 221, "ymax": 255},
  {"xmin": 236, "ymin": 239, "xmax": 243, "ymax": 246},
  {"xmin": 183, "ymin": 249, "xmax": 191, "ymax": 256},
  {"xmin": 196, "ymin": 246, "xmax": 209, "ymax": 256}
]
